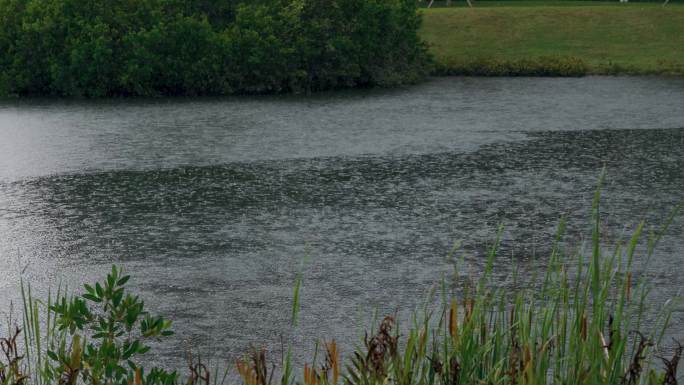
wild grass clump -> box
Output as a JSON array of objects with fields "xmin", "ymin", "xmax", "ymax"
[
  {"xmin": 232, "ymin": 175, "xmax": 684, "ymax": 385},
  {"xmin": 2, "ymin": 175, "xmax": 683, "ymax": 385},
  {"xmin": 433, "ymin": 56, "xmax": 588, "ymax": 76}
]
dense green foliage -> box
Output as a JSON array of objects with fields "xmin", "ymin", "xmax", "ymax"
[
  {"xmin": 0, "ymin": 0, "xmax": 430, "ymax": 97},
  {"xmin": 14, "ymin": 266, "xmax": 180, "ymax": 385}
]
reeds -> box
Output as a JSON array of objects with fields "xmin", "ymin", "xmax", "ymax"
[
  {"xmin": 2, "ymin": 175, "xmax": 683, "ymax": 385},
  {"xmin": 1, "ymin": 326, "xmax": 28, "ymax": 385},
  {"xmin": 281, "ymin": 175, "xmax": 683, "ymax": 385}
]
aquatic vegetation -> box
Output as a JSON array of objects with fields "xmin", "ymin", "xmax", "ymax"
[
  {"xmin": 2, "ymin": 176, "xmax": 683, "ymax": 385},
  {"xmin": 232, "ymin": 180, "xmax": 684, "ymax": 384},
  {"xmin": 13, "ymin": 267, "xmax": 179, "ymax": 385}
]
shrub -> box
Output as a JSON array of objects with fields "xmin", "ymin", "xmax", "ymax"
[
  {"xmin": 434, "ymin": 55, "xmax": 588, "ymax": 77},
  {"xmin": 17, "ymin": 266, "xmax": 179, "ymax": 385}
]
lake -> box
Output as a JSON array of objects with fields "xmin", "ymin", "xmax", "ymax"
[{"xmin": 1, "ymin": 76, "xmax": 683, "ymax": 368}]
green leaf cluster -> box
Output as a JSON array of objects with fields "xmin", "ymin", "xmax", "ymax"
[{"xmin": 45, "ymin": 266, "xmax": 176, "ymax": 385}]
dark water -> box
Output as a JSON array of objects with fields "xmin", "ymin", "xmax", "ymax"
[{"xmin": 1, "ymin": 77, "xmax": 683, "ymax": 368}]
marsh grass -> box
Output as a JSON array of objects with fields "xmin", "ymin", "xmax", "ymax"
[
  {"xmin": 2, "ymin": 174, "xmax": 683, "ymax": 385},
  {"xmin": 288, "ymin": 175, "xmax": 684, "ymax": 385},
  {"xmin": 234, "ymin": 175, "xmax": 684, "ymax": 385}
]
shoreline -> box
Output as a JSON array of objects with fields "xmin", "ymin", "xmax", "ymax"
[
  {"xmin": 430, "ymin": 60, "xmax": 684, "ymax": 77},
  {"xmin": 1, "ymin": 74, "xmax": 683, "ymax": 101}
]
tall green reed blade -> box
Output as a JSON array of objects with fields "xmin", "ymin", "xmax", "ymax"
[
  {"xmin": 20, "ymin": 279, "xmax": 33, "ymax": 384},
  {"xmin": 281, "ymin": 266, "xmax": 304, "ymax": 385},
  {"xmin": 291, "ymin": 271, "xmax": 302, "ymax": 328},
  {"xmin": 591, "ymin": 169, "xmax": 605, "ymax": 313}
]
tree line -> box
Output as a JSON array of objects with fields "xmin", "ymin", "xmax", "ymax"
[{"xmin": 0, "ymin": 0, "xmax": 430, "ymax": 97}]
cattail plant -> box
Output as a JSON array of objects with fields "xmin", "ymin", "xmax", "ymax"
[
  {"xmin": 2, "ymin": 175, "xmax": 682, "ymax": 385},
  {"xmin": 284, "ymin": 175, "xmax": 684, "ymax": 385}
]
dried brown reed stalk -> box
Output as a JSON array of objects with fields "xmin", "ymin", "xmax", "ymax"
[
  {"xmin": 303, "ymin": 340, "xmax": 338, "ymax": 385},
  {"xmin": 622, "ymin": 332, "xmax": 653, "ymax": 385},
  {"xmin": 364, "ymin": 316, "xmax": 398, "ymax": 376},
  {"xmin": 463, "ymin": 299, "xmax": 474, "ymax": 324},
  {"xmin": 522, "ymin": 345, "xmax": 532, "ymax": 384},
  {"xmin": 606, "ymin": 315, "xmax": 615, "ymax": 353},
  {"xmin": 187, "ymin": 356, "xmax": 210, "ymax": 385},
  {"xmin": 303, "ymin": 364, "xmax": 320, "ymax": 385},
  {"xmin": 448, "ymin": 299, "xmax": 458, "ymax": 343},
  {"xmin": 127, "ymin": 367, "xmax": 142, "ymax": 385},
  {"xmin": 658, "ymin": 340, "xmax": 682, "ymax": 385},
  {"xmin": 323, "ymin": 340, "xmax": 339, "ymax": 385},
  {"xmin": 183, "ymin": 341, "xmax": 211, "ymax": 385},
  {"xmin": 236, "ymin": 348, "xmax": 274, "ymax": 385},
  {"xmin": 448, "ymin": 357, "xmax": 460, "ymax": 385},
  {"xmin": 430, "ymin": 356, "xmax": 443, "ymax": 377},
  {"xmin": 0, "ymin": 326, "xmax": 28, "ymax": 385},
  {"xmin": 236, "ymin": 359, "xmax": 257, "ymax": 385},
  {"xmin": 509, "ymin": 334, "xmax": 521, "ymax": 385},
  {"xmin": 431, "ymin": 356, "xmax": 461, "ymax": 385}
]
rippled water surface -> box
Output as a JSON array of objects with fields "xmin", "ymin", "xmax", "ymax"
[{"xmin": 1, "ymin": 77, "xmax": 683, "ymax": 367}]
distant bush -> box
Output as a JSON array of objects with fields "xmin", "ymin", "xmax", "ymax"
[
  {"xmin": 434, "ymin": 55, "xmax": 588, "ymax": 76},
  {"xmin": 0, "ymin": 0, "xmax": 431, "ymax": 97}
]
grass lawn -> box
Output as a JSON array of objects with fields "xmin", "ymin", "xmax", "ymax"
[{"xmin": 419, "ymin": 2, "xmax": 684, "ymax": 75}]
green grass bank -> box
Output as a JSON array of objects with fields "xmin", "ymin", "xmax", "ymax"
[{"xmin": 419, "ymin": 2, "xmax": 684, "ymax": 76}]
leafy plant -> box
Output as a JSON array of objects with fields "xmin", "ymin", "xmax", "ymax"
[{"xmin": 46, "ymin": 266, "xmax": 175, "ymax": 385}]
